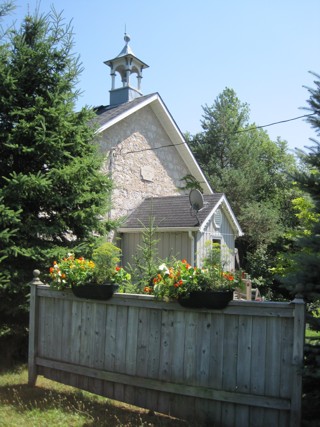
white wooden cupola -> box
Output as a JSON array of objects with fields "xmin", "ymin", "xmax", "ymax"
[{"xmin": 104, "ymin": 34, "xmax": 149, "ymax": 106}]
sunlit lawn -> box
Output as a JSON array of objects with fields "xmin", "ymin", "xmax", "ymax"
[{"xmin": 0, "ymin": 365, "xmax": 190, "ymax": 427}]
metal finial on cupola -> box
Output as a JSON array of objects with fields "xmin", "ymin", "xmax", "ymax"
[
  {"xmin": 124, "ymin": 32, "xmax": 130, "ymax": 44},
  {"xmin": 104, "ymin": 33, "xmax": 149, "ymax": 106}
]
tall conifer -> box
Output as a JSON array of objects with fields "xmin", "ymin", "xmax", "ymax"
[{"xmin": 0, "ymin": 9, "xmax": 112, "ymax": 359}]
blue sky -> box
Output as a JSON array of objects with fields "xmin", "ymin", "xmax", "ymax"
[{"xmin": 3, "ymin": 0, "xmax": 320, "ymax": 152}]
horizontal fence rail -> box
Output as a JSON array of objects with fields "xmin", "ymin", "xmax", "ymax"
[{"xmin": 28, "ymin": 283, "xmax": 305, "ymax": 427}]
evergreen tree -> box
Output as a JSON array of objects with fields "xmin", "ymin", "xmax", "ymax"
[
  {"xmin": 0, "ymin": 9, "xmax": 112, "ymax": 362},
  {"xmin": 282, "ymin": 72, "xmax": 320, "ymax": 318},
  {"xmin": 280, "ymin": 74, "xmax": 320, "ymax": 419},
  {"xmin": 188, "ymin": 88, "xmax": 250, "ymax": 179},
  {"xmin": 0, "ymin": 1, "xmax": 14, "ymax": 19}
]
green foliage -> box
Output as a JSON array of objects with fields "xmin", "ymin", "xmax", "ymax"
[
  {"xmin": 291, "ymin": 195, "xmax": 319, "ymax": 234},
  {"xmin": 148, "ymin": 250, "xmax": 246, "ymax": 301},
  {"xmin": 281, "ymin": 71, "xmax": 320, "ymax": 303},
  {"xmin": 187, "ymin": 87, "xmax": 299, "ymax": 292},
  {"xmin": 48, "ymin": 243, "xmax": 126, "ymax": 289},
  {"xmin": 238, "ymin": 201, "xmax": 284, "ymax": 249},
  {"xmin": 92, "ymin": 242, "xmax": 121, "ymax": 285},
  {"xmin": 179, "ymin": 174, "xmax": 203, "ymax": 191},
  {"xmin": 151, "ymin": 260, "xmax": 202, "ymax": 300},
  {"xmin": 0, "ymin": 1, "xmax": 14, "ymax": 19},
  {"xmin": 281, "ymin": 73, "xmax": 320, "ymax": 387},
  {"xmin": 49, "ymin": 255, "xmax": 96, "ymax": 289},
  {"xmin": 201, "ymin": 242, "xmax": 247, "ymax": 292},
  {"xmin": 0, "ymin": 7, "xmax": 113, "ymax": 356},
  {"xmin": 127, "ymin": 217, "xmax": 161, "ymax": 292}
]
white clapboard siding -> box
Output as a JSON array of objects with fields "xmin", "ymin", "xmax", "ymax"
[
  {"xmin": 196, "ymin": 207, "xmax": 236, "ymax": 270},
  {"xmin": 28, "ymin": 285, "xmax": 305, "ymax": 427}
]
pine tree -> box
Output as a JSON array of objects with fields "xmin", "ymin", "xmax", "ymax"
[
  {"xmin": 0, "ymin": 9, "xmax": 112, "ymax": 362},
  {"xmin": 282, "ymin": 72, "xmax": 320, "ymax": 312}
]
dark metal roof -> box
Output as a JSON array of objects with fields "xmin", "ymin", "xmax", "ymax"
[
  {"xmin": 121, "ymin": 194, "xmax": 224, "ymax": 229},
  {"xmin": 93, "ymin": 93, "xmax": 158, "ymax": 128}
]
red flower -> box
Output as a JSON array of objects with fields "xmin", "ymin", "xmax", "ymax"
[{"xmin": 174, "ymin": 280, "xmax": 184, "ymax": 288}]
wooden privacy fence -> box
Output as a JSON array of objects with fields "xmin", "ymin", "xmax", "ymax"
[{"xmin": 28, "ymin": 277, "xmax": 305, "ymax": 427}]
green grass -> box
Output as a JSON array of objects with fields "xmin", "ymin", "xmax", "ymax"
[
  {"xmin": 305, "ymin": 326, "xmax": 320, "ymax": 344},
  {"xmin": 306, "ymin": 328, "xmax": 320, "ymax": 338},
  {"xmin": 2, "ymin": 363, "xmax": 319, "ymax": 426},
  {"xmin": 0, "ymin": 366, "xmax": 190, "ymax": 427}
]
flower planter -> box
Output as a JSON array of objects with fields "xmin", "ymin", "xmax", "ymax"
[
  {"xmin": 178, "ymin": 290, "xmax": 233, "ymax": 309},
  {"xmin": 71, "ymin": 283, "xmax": 119, "ymax": 300},
  {"xmin": 178, "ymin": 292, "xmax": 204, "ymax": 308}
]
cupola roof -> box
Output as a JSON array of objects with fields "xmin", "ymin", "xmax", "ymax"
[{"xmin": 104, "ymin": 34, "xmax": 149, "ymax": 106}]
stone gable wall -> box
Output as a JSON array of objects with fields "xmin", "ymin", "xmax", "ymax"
[{"xmin": 99, "ymin": 106, "xmax": 190, "ymax": 220}]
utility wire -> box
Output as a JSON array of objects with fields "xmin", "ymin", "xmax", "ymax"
[
  {"xmin": 123, "ymin": 112, "xmax": 316, "ymax": 155},
  {"xmin": 233, "ymin": 112, "xmax": 316, "ymax": 134}
]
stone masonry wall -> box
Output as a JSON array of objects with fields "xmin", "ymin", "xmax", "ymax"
[{"xmin": 99, "ymin": 105, "xmax": 190, "ymax": 220}]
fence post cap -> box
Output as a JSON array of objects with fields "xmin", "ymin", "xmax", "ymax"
[
  {"xmin": 291, "ymin": 293, "xmax": 305, "ymax": 304},
  {"xmin": 30, "ymin": 269, "xmax": 44, "ymax": 286}
]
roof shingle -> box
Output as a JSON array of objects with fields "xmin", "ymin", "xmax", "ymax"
[
  {"xmin": 121, "ymin": 194, "xmax": 224, "ymax": 229},
  {"xmin": 93, "ymin": 93, "xmax": 157, "ymax": 128}
]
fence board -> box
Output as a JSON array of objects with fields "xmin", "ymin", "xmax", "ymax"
[
  {"xmin": 103, "ymin": 304, "xmax": 117, "ymax": 397},
  {"xmin": 158, "ymin": 309, "xmax": 175, "ymax": 414},
  {"xmin": 28, "ymin": 285, "xmax": 305, "ymax": 426},
  {"xmin": 145, "ymin": 308, "xmax": 161, "ymax": 411},
  {"xmin": 114, "ymin": 305, "xmax": 128, "ymax": 402},
  {"xmin": 123, "ymin": 306, "xmax": 139, "ymax": 405}
]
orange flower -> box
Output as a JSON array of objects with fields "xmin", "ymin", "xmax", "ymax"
[
  {"xmin": 174, "ymin": 280, "xmax": 184, "ymax": 288},
  {"xmin": 115, "ymin": 266, "xmax": 121, "ymax": 271},
  {"xmin": 144, "ymin": 286, "xmax": 152, "ymax": 294}
]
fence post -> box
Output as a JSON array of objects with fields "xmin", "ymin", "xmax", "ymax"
[
  {"xmin": 290, "ymin": 293, "xmax": 305, "ymax": 427},
  {"xmin": 28, "ymin": 270, "xmax": 43, "ymax": 386}
]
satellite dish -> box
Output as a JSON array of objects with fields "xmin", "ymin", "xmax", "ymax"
[{"xmin": 189, "ymin": 189, "xmax": 204, "ymax": 212}]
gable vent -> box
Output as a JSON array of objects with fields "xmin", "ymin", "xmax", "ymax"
[{"xmin": 214, "ymin": 209, "xmax": 222, "ymax": 228}]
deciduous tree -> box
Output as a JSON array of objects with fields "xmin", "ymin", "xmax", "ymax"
[{"xmin": 187, "ymin": 88, "xmax": 299, "ymax": 286}]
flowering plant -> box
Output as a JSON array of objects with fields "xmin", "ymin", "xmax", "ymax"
[
  {"xmin": 49, "ymin": 242, "xmax": 131, "ymax": 290},
  {"xmin": 113, "ymin": 266, "xmax": 131, "ymax": 285},
  {"xmin": 196, "ymin": 267, "xmax": 246, "ymax": 292},
  {"xmin": 197, "ymin": 241, "xmax": 247, "ymax": 292},
  {"xmin": 147, "ymin": 259, "xmax": 201, "ymax": 300},
  {"xmin": 144, "ymin": 258, "xmax": 246, "ymax": 301},
  {"xmin": 49, "ymin": 255, "xmax": 96, "ymax": 290}
]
